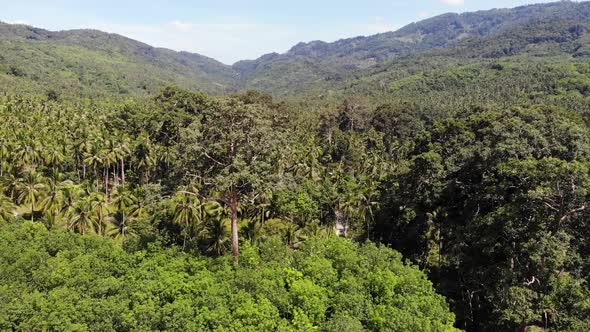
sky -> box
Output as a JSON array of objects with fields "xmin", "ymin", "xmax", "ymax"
[{"xmin": 1, "ymin": 0, "xmax": 558, "ymax": 64}]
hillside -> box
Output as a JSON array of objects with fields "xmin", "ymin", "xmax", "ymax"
[
  {"xmin": 2, "ymin": 1, "xmax": 590, "ymax": 97},
  {"xmin": 0, "ymin": 22, "xmax": 237, "ymax": 97},
  {"xmin": 235, "ymin": 0, "xmax": 590, "ymax": 94},
  {"xmin": 341, "ymin": 17, "xmax": 590, "ymax": 104}
]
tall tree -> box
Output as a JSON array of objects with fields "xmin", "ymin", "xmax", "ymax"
[{"xmin": 179, "ymin": 97, "xmax": 282, "ymax": 258}]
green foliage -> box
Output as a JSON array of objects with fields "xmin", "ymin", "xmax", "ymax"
[
  {"xmin": 0, "ymin": 222, "xmax": 457, "ymax": 331},
  {"xmin": 377, "ymin": 105, "xmax": 590, "ymax": 330},
  {"xmin": 3, "ymin": 2, "xmax": 590, "ymax": 328},
  {"xmin": 0, "ymin": 24, "xmax": 236, "ymax": 98},
  {"xmin": 4, "ymin": 2, "xmax": 590, "ymax": 97}
]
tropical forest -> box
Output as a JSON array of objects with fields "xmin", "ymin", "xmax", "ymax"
[{"xmin": 1, "ymin": 1, "xmax": 590, "ymax": 331}]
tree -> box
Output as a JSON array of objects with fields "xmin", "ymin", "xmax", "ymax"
[
  {"xmin": 170, "ymin": 190, "xmax": 201, "ymax": 250},
  {"xmin": 88, "ymin": 192, "xmax": 109, "ymax": 236},
  {"xmin": 0, "ymin": 193, "xmax": 15, "ymax": 222},
  {"xmin": 107, "ymin": 186, "xmax": 140, "ymax": 240},
  {"xmin": 15, "ymin": 171, "xmax": 46, "ymax": 221},
  {"xmin": 38, "ymin": 179, "xmax": 73, "ymax": 227},
  {"xmin": 66, "ymin": 197, "xmax": 95, "ymax": 235},
  {"xmin": 179, "ymin": 97, "xmax": 283, "ymax": 258},
  {"xmin": 200, "ymin": 200, "xmax": 229, "ymax": 256},
  {"xmin": 135, "ymin": 134, "xmax": 155, "ymax": 184}
]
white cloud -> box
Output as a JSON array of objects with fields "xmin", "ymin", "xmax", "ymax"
[{"xmin": 440, "ymin": 0, "xmax": 465, "ymax": 6}]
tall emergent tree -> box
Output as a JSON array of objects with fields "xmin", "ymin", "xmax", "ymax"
[{"xmin": 180, "ymin": 97, "xmax": 282, "ymax": 257}]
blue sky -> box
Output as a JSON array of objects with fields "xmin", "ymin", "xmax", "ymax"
[{"xmin": 2, "ymin": 0, "xmax": 557, "ymax": 64}]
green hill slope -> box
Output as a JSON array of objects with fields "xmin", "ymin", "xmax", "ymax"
[
  {"xmin": 234, "ymin": 1, "xmax": 590, "ymax": 95},
  {"xmin": 0, "ymin": 23, "xmax": 237, "ymax": 97},
  {"xmin": 2, "ymin": 1, "xmax": 590, "ymax": 97}
]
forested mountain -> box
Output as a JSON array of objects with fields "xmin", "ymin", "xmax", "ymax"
[
  {"xmin": 235, "ymin": 0, "xmax": 590, "ymax": 94},
  {"xmin": 0, "ymin": 22, "xmax": 237, "ymax": 96},
  {"xmin": 3, "ymin": 1, "xmax": 590, "ymax": 97}
]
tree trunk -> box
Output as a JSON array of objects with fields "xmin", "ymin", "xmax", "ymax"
[
  {"xmin": 114, "ymin": 164, "xmax": 118, "ymax": 187},
  {"xmin": 94, "ymin": 165, "xmax": 98, "ymax": 190},
  {"xmin": 121, "ymin": 159, "xmax": 125, "ymax": 185},
  {"xmin": 230, "ymin": 191, "xmax": 240, "ymax": 258},
  {"xmin": 104, "ymin": 168, "xmax": 109, "ymax": 197}
]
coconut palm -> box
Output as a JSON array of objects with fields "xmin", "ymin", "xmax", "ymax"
[
  {"xmin": 202, "ymin": 218, "xmax": 229, "ymax": 256},
  {"xmin": 0, "ymin": 193, "xmax": 16, "ymax": 222},
  {"xmin": 44, "ymin": 147, "xmax": 65, "ymax": 178},
  {"xmin": 0, "ymin": 139, "xmax": 11, "ymax": 176},
  {"xmin": 14, "ymin": 141, "xmax": 42, "ymax": 169},
  {"xmin": 107, "ymin": 186, "xmax": 140, "ymax": 240},
  {"xmin": 66, "ymin": 197, "xmax": 95, "ymax": 235},
  {"xmin": 135, "ymin": 134, "xmax": 155, "ymax": 184},
  {"xmin": 115, "ymin": 136, "xmax": 131, "ymax": 185},
  {"xmin": 15, "ymin": 171, "xmax": 46, "ymax": 221},
  {"xmin": 107, "ymin": 208, "xmax": 137, "ymax": 241},
  {"xmin": 84, "ymin": 138, "xmax": 104, "ymax": 190},
  {"xmin": 170, "ymin": 191, "xmax": 202, "ymax": 250},
  {"xmin": 38, "ymin": 179, "xmax": 73, "ymax": 227},
  {"xmin": 88, "ymin": 192, "xmax": 110, "ymax": 236}
]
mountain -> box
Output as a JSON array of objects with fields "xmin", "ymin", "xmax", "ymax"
[
  {"xmin": 234, "ymin": 1, "xmax": 590, "ymax": 94},
  {"xmin": 0, "ymin": 22, "xmax": 237, "ymax": 97},
  {"xmin": 1, "ymin": 1, "xmax": 590, "ymax": 97}
]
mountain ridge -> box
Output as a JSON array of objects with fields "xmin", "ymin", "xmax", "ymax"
[{"xmin": 1, "ymin": 0, "xmax": 590, "ymax": 96}]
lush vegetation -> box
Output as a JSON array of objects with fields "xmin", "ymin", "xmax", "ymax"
[
  {"xmin": 0, "ymin": 23, "xmax": 236, "ymax": 97},
  {"xmin": 3, "ymin": 1, "xmax": 590, "ymax": 331},
  {"xmin": 4, "ymin": 1, "xmax": 590, "ymax": 97},
  {"xmin": 0, "ymin": 222, "xmax": 457, "ymax": 331},
  {"xmin": 2, "ymin": 79, "xmax": 590, "ymax": 330},
  {"xmin": 0, "ymin": 90, "xmax": 462, "ymax": 331}
]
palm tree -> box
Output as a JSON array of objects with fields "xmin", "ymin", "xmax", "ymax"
[
  {"xmin": 88, "ymin": 192, "xmax": 110, "ymax": 236},
  {"xmin": 302, "ymin": 220, "xmax": 330, "ymax": 238},
  {"xmin": 15, "ymin": 171, "xmax": 46, "ymax": 221},
  {"xmin": 15, "ymin": 141, "xmax": 42, "ymax": 170},
  {"xmin": 0, "ymin": 193, "xmax": 16, "ymax": 222},
  {"xmin": 38, "ymin": 179, "xmax": 73, "ymax": 227},
  {"xmin": 113, "ymin": 136, "xmax": 131, "ymax": 186},
  {"xmin": 202, "ymin": 217, "xmax": 229, "ymax": 256},
  {"xmin": 44, "ymin": 147, "xmax": 65, "ymax": 178},
  {"xmin": 100, "ymin": 145, "xmax": 116, "ymax": 197},
  {"xmin": 111, "ymin": 186, "xmax": 137, "ymax": 212},
  {"xmin": 0, "ymin": 139, "xmax": 11, "ymax": 177},
  {"xmin": 84, "ymin": 138, "xmax": 103, "ymax": 191},
  {"xmin": 107, "ymin": 208, "xmax": 137, "ymax": 241},
  {"xmin": 283, "ymin": 223, "xmax": 304, "ymax": 248},
  {"xmin": 66, "ymin": 197, "xmax": 95, "ymax": 235},
  {"xmin": 107, "ymin": 186, "xmax": 140, "ymax": 240},
  {"xmin": 135, "ymin": 134, "xmax": 155, "ymax": 184},
  {"xmin": 197, "ymin": 200, "xmax": 228, "ymax": 255},
  {"xmin": 170, "ymin": 191, "xmax": 202, "ymax": 250},
  {"xmin": 1, "ymin": 174, "xmax": 20, "ymax": 201},
  {"xmin": 73, "ymin": 138, "xmax": 89, "ymax": 180}
]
